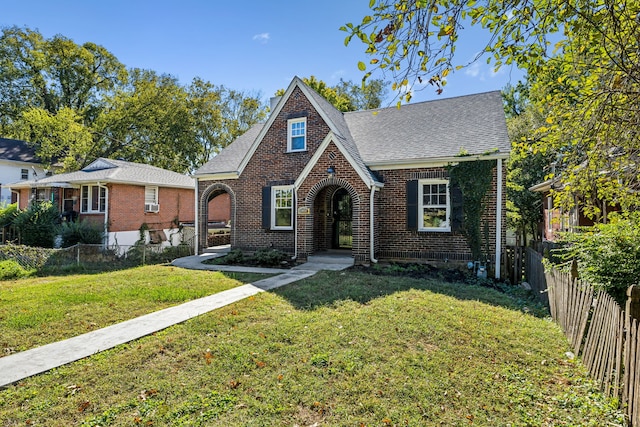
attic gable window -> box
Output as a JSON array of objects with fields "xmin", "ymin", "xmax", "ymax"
[{"xmin": 287, "ymin": 117, "xmax": 306, "ymax": 152}]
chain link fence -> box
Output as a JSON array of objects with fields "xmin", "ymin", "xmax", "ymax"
[{"xmin": 0, "ymin": 239, "xmax": 195, "ymax": 272}]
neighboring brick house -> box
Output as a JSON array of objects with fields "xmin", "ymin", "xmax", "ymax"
[
  {"xmin": 9, "ymin": 158, "xmax": 195, "ymax": 248},
  {"xmin": 0, "ymin": 137, "xmax": 51, "ymax": 206},
  {"xmin": 530, "ymin": 178, "xmax": 620, "ymax": 242},
  {"xmin": 194, "ymin": 77, "xmax": 510, "ymax": 277}
]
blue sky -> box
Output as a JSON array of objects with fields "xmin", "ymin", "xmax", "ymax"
[{"xmin": 2, "ymin": 1, "xmax": 525, "ymax": 106}]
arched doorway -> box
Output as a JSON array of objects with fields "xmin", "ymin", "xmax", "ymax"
[
  {"xmin": 331, "ymin": 188, "xmax": 352, "ymax": 249},
  {"xmin": 199, "ymin": 183, "xmax": 234, "ymax": 252}
]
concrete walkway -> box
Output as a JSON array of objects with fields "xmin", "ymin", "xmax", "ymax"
[{"xmin": 0, "ymin": 253, "xmax": 353, "ymax": 388}]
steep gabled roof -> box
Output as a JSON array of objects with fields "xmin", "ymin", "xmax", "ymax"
[
  {"xmin": 194, "ymin": 123, "xmax": 265, "ymax": 176},
  {"xmin": 0, "ymin": 137, "xmax": 41, "ymax": 163},
  {"xmin": 9, "ymin": 158, "xmax": 194, "ymax": 189},
  {"xmin": 194, "ymin": 78, "xmax": 510, "ymax": 185}
]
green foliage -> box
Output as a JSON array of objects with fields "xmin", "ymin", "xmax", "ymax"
[
  {"xmin": 0, "ymin": 259, "xmax": 33, "ymax": 280},
  {"xmin": 276, "ymin": 75, "xmax": 388, "ymax": 112},
  {"xmin": 1, "ymin": 26, "xmax": 267, "ymax": 173},
  {"xmin": 0, "ymin": 243, "xmax": 57, "ymax": 270},
  {"xmin": 0, "ymin": 203, "xmax": 19, "ymax": 226},
  {"xmin": 449, "ymin": 160, "xmax": 495, "ymax": 260},
  {"xmin": 253, "ymin": 248, "xmax": 288, "ymax": 266},
  {"xmin": 504, "ymin": 82, "xmax": 553, "ymax": 245},
  {"xmin": 12, "ymin": 201, "xmax": 59, "ymax": 248},
  {"xmin": 346, "ymin": 0, "xmax": 640, "ymax": 215},
  {"xmin": 554, "ymin": 213, "xmax": 640, "ymax": 304},
  {"xmin": 221, "ymin": 249, "xmax": 245, "ymax": 265},
  {"xmin": 58, "ymin": 220, "xmax": 104, "ymax": 247}
]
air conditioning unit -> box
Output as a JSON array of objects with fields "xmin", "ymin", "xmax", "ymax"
[{"xmin": 145, "ymin": 203, "xmax": 160, "ymax": 213}]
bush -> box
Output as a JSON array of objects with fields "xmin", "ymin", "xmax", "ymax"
[
  {"xmin": 223, "ymin": 249, "xmax": 246, "ymax": 265},
  {"xmin": 13, "ymin": 201, "xmax": 60, "ymax": 248},
  {"xmin": 0, "ymin": 259, "xmax": 32, "ymax": 280},
  {"xmin": 253, "ymin": 248, "xmax": 289, "ymax": 266},
  {"xmin": 554, "ymin": 212, "xmax": 640, "ymax": 304},
  {"xmin": 59, "ymin": 220, "xmax": 104, "ymax": 247}
]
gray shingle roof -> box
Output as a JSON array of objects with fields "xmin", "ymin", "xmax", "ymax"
[
  {"xmin": 10, "ymin": 158, "xmax": 194, "ymax": 189},
  {"xmin": 194, "ymin": 123, "xmax": 265, "ymax": 175},
  {"xmin": 194, "ymin": 79, "xmax": 510, "ymax": 181},
  {"xmin": 343, "ymin": 91, "xmax": 510, "ymax": 164},
  {"xmin": 0, "ymin": 137, "xmax": 40, "ymax": 163}
]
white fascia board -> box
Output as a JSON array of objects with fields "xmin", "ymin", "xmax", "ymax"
[
  {"xmin": 236, "ymin": 80, "xmax": 299, "ymax": 176},
  {"xmin": 367, "ymin": 152, "xmax": 510, "ymax": 171},
  {"xmin": 294, "ymin": 132, "xmax": 380, "ymax": 190},
  {"xmin": 194, "ymin": 172, "xmax": 239, "ymax": 181},
  {"xmin": 237, "ymin": 77, "xmax": 349, "ymax": 177}
]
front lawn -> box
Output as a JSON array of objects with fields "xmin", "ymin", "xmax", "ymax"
[
  {"xmin": 0, "ymin": 265, "xmax": 266, "ymax": 356},
  {"xmin": 0, "ymin": 269, "xmax": 625, "ymax": 426}
]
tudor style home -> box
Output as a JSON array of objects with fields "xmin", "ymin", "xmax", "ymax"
[
  {"xmin": 194, "ymin": 77, "xmax": 510, "ymax": 277},
  {"xmin": 9, "ymin": 158, "xmax": 195, "ymax": 248}
]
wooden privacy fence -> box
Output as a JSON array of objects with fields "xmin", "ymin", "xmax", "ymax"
[{"xmin": 526, "ymin": 247, "xmax": 640, "ymax": 425}]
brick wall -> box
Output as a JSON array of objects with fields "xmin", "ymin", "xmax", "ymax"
[
  {"xmin": 374, "ymin": 161, "xmax": 506, "ymax": 263},
  {"xmin": 197, "ymin": 85, "xmax": 507, "ymax": 266},
  {"xmin": 108, "ymin": 184, "xmax": 194, "ymax": 232}
]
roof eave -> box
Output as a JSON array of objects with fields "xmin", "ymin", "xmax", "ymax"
[
  {"xmin": 194, "ymin": 172, "xmax": 240, "ymax": 181},
  {"xmin": 367, "ymin": 152, "xmax": 510, "ymax": 170}
]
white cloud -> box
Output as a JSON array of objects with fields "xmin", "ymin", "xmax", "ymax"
[
  {"xmin": 465, "ymin": 62, "xmax": 481, "ymax": 78},
  {"xmin": 252, "ymin": 33, "xmax": 270, "ymax": 44}
]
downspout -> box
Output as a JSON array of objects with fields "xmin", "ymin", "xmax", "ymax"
[
  {"xmin": 194, "ymin": 179, "xmax": 199, "ymax": 256},
  {"xmin": 100, "ymin": 183, "xmax": 109, "ymax": 247},
  {"xmin": 370, "ymin": 185, "xmax": 378, "ymax": 264},
  {"xmin": 494, "ymin": 158, "xmax": 503, "ymax": 279},
  {"xmin": 292, "ymin": 186, "xmax": 298, "ymax": 261}
]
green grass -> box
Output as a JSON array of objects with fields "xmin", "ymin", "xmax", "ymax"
[
  {"xmin": 0, "ymin": 265, "xmax": 267, "ymax": 355},
  {"xmin": 0, "ymin": 270, "xmax": 626, "ymax": 426}
]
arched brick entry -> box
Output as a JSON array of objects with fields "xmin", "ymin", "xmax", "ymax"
[
  {"xmin": 198, "ymin": 183, "xmax": 235, "ymax": 251},
  {"xmin": 299, "ymin": 177, "xmax": 366, "ymax": 261}
]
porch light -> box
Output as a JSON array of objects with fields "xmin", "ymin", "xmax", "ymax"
[{"xmin": 327, "ymin": 166, "xmax": 335, "ymax": 177}]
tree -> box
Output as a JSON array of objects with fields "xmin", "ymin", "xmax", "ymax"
[
  {"xmin": 504, "ymin": 83, "xmax": 552, "ymax": 246},
  {"xmin": 344, "ymin": 0, "xmax": 640, "ymax": 216},
  {"xmin": 1, "ymin": 27, "xmax": 267, "ymax": 173},
  {"xmin": 276, "ymin": 76, "xmax": 388, "ymax": 112},
  {"xmin": 0, "ymin": 26, "xmax": 126, "ymax": 133}
]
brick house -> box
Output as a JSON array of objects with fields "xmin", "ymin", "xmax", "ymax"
[
  {"xmin": 194, "ymin": 77, "xmax": 510, "ymax": 277},
  {"xmin": 530, "ymin": 177, "xmax": 620, "ymax": 242},
  {"xmin": 9, "ymin": 158, "xmax": 195, "ymax": 248}
]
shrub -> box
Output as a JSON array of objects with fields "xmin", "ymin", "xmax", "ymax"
[
  {"xmin": 59, "ymin": 220, "xmax": 104, "ymax": 247},
  {"xmin": 223, "ymin": 249, "xmax": 246, "ymax": 265},
  {"xmin": 0, "ymin": 259, "xmax": 32, "ymax": 280},
  {"xmin": 13, "ymin": 202, "xmax": 60, "ymax": 248},
  {"xmin": 253, "ymin": 248, "xmax": 289, "ymax": 266},
  {"xmin": 554, "ymin": 213, "xmax": 640, "ymax": 304}
]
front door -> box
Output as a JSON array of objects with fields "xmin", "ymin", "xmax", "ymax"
[{"xmin": 332, "ymin": 189, "xmax": 352, "ymax": 249}]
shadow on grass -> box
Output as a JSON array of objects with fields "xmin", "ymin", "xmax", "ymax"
[{"xmin": 272, "ymin": 268, "xmax": 549, "ymax": 318}]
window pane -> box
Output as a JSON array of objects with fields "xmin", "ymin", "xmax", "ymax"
[
  {"xmin": 423, "ymin": 208, "xmax": 447, "ymax": 228},
  {"xmin": 81, "ymin": 186, "xmax": 88, "ymax": 212},
  {"xmin": 91, "ymin": 186, "xmax": 99, "ymax": 211},
  {"xmin": 439, "ymin": 195, "xmax": 446, "ymax": 204},
  {"xmin": 291, "ymin": 136, "xmax": 305, "ymax": 150},
  {"xmin": 275, "ymin": 208, "xmax": 292, "ymax": 227}
]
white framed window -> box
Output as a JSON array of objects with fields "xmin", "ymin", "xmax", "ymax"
[
  {"xmin": 271, "ymin": 185, "xmax": 294, "ymax": 230},
  {"xmin": 21, "ymin": 169, "xmax": 28, "ymax": 180},
  {"xmin": 81, "ymin": 185, "xmax": 106, "ymax": 213},
  {"xmin": 287, "ymin": 117, "xmax": 306, "ymax": 152},
  {"xmin": 418, "ymin": 179, "xmax": 450, "ymax": 232},
  {"xmin": 145, "ymin": 186, "xmax": 159, "ymax": 213}
]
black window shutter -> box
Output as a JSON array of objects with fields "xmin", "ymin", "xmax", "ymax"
[
  {"xmin": 406, "ymin": 180, "xmax": 418, "ymax": 231},
  {"xmin": 262, "ymin": 186, "xmax": 271, "ymax": 230},
  {"xmin": 450, "ymin": 183, "xmax": 463, "ymax": 232}
]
